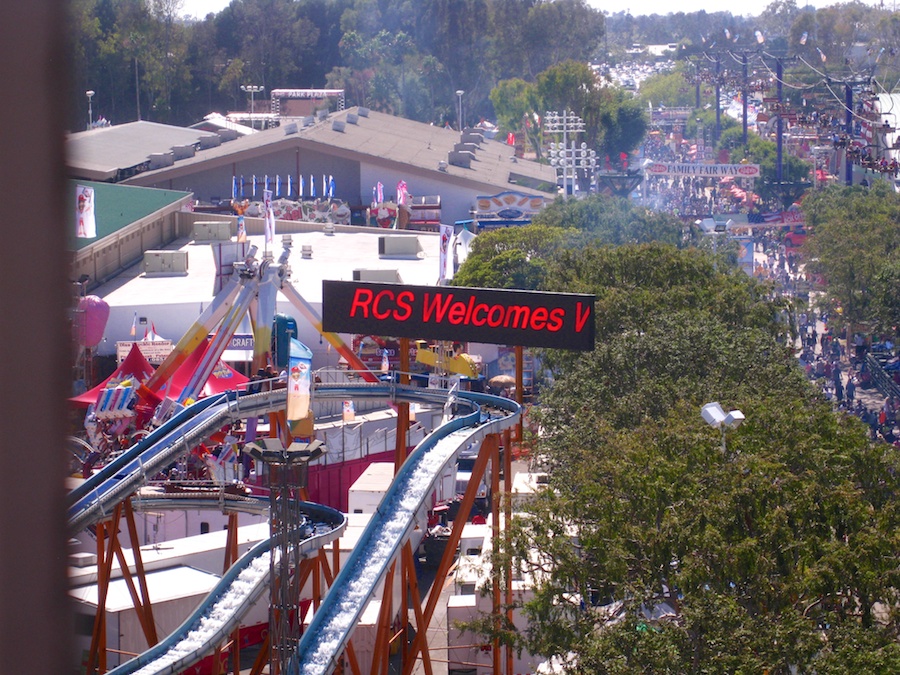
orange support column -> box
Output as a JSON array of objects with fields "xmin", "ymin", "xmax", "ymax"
[
  {"xmin": 222, "ymin": 513, "xmax": 241, "ymax": 675},
  {"xmin": 491, "ymin": 435, "xmax": 501, "ymax": 675},
  {"xmin": 515, "ymin": 345, "xmax": 524, "ymax": 444},
  {"xmin": 371, "ymin": 562, "xmax": 396, "ymax": 675},
  {"xmin": 504, "ymin": 427, "xmax": 514, "ymax": 675},
  {"xmin": 403, "ymin": 434, "xmax": 501, "ymax": 675}
]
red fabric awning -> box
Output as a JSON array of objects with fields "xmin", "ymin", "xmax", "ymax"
[{"xmin": 70, "ymin": 343, "xmax": 155, "ymax": 408}]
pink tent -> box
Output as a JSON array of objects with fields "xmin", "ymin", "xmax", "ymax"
[
  {"xmin": 158, "ymin": 338, "xmax": 249, "ymax": 400},
  {"xmin": 70, "ymin": 343, "xmax": 155, "ymax": 408}
]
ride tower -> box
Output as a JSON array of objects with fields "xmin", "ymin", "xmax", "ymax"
[{"xmin": 245, "ymin": 437, "xmax": 326, "ymax": 674}]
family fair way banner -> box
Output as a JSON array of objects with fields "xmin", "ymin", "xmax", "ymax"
[{"xmin": 645, "ymin": 163, "xmax": 761, "ymax": 178}]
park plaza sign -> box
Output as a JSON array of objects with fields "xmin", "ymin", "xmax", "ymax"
[
  {"xmin": 322, "ymin": 281, "xmax": 595, "ymax": 351},
  {"xmin": 645, "ymin": 162, "xmax": 761, "ymax": 178}
]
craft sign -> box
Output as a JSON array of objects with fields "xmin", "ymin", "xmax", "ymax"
[{"xmin": 322, "ymin": 280, "xmax": 595, "ymax": 351}]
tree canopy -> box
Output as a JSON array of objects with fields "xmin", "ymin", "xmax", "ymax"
[
  {"xmin": 803, "ymin": 182, "xmax": 900, "ymax": 338},
  {"xmin": 517, "ymin": 247, "xmax": 900, "ymax": 671},
  {"xmin": 452, "ymin": 216, "xmax": 900, "ymax": 671}
]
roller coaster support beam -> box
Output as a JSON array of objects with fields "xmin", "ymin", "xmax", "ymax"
[
  {"xmin": 504, "ymin": 426, "xmax": 514, "ymax": 675},
  {"xmin": 402, "ymin": 433, "xmax": 501, "ymax": 675},
  {"xmin": 491, "ymin": 433, "xmax": 502, "ymax": 674},
  {"xmin": 87, "ymin": 500, "xmax": 159, "ymax": 674}
]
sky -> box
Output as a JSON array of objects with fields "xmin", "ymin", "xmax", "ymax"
[{"xmin": 180, "ymin": 0, "xmax": 855, "ymax": 20}]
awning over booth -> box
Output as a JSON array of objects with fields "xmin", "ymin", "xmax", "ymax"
[{"xmin": 70, "ymin": 343, "xmax": 155, "ymax": 408}]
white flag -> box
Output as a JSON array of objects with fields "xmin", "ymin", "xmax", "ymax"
[
  {"xmin": 263, "ymin": 189, "xmax": 275, "ymax": 244},
  {"xmin": 438, "ymin": 224, "xmax": 453, "ymax": 283}
]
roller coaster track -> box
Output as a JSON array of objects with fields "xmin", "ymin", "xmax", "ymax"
[{"xmin": 69, "ymin": 384, "xmax": 520, "ymax": 675}]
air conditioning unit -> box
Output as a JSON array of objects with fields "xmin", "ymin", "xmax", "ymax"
[
  {"xmin": 171, "ymin": 144, "xmax": 195, "ymax": 160},
  {"xmin": 378, "ymin": 235, "xmax": 421, "ymax": 259},
  {"xmin": 198, "ymin": 135, "xmax": 221, "ymax": 149},
  {"xmin": 352, "ymin": 269, "xmax": 401, "ymax": 283},
  {"xmin": 148, "ymin": 152, "xmax": 174, "ymax": 170},
  {"xmin": 143, "ymin": 250, "xmax": 189, "ymax": 276},
  {"xmin": 191, "ymin": 221, "xmax": 232, "ymax": 242}
]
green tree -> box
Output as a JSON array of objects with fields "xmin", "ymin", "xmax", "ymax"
[
  {"xmin": 491, "ymin": 243, "xmax": 900, "ymax": 672},
  {"xmin": 803, "ymin": 182, "xmax": 900, "ymax": 339},
  {"xmin": 637, "ymin": 68, "xmax": 696, "ymax": 110},
  {"xmin": 532, "ymin": 194, "xmax": 685, "ymax": 248},
  {"xmin": 451, "ymin": 224, "xmax": 570, "ymax": 290}
]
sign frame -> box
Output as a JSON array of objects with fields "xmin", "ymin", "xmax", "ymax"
[{"xmin": 322, "ymin": 280, "xmax": 595, "ymax": 351}]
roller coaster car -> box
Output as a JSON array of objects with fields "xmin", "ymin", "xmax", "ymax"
[{"xmin": 414, "ymin": 340, "xmax": 478, "ymax": 378}]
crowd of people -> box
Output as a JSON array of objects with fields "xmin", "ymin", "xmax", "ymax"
[{"xmin": 795, "ymin": 309, "xmax": 900, "ymax": 446}]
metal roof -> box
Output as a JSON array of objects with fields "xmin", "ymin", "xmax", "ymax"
[
  {"xmin": 110, "ymin": 108, "xmax": 556, "ymax": 195},
  {"xmin": 67, "ymin": 121, "xmax": 222, "ymax": 181},
  {"xmin": 67, "ymin": 180, "xmax": 192, "ymax": 252}
]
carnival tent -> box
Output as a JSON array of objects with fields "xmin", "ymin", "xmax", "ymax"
[
  {"xmin": 70, "ymin": 342, "xmax": 155, "ymax": 408},
  {"xmin": 159, "ymin": 338, "xmax": 249, "ymax": 400}
]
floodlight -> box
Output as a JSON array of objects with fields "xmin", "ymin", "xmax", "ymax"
[
  {"xmin": 702, "ymin": 402, "xmax": 745, "ymax": 454},
  {"xmin": 701, "ymin": 402, "xmax": 726, "ymax": 428},
  {"xmin": 724, "ymin": 410, "xmax": 745, "ymax": 429}
]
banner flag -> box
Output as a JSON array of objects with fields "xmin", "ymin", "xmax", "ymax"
[
  {"xmin": 376, "ymin": 181, "xmax": 384, "ymax": 203},
  {"xmin": 287, "ymin": 341, "xmax": 313, "ymax": 422},
  {"xmin": 130, "ymin": 311, "xmax": 137, "ymax": 337},
  {"xmin": 263, "ymin": 189, "xmax": 275, "ymax": 244},
  {"xmin": 438, "ymin": 223, "xmax": 453, "ymax": 283},
  {"xmin": 75, "ymin": 185, "xmax": 97, "ymax": 238}
]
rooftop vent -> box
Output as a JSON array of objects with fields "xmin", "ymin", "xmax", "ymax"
[
  {"xmin": 447, "ymin": 150, "xmax": 473, "ymax": 169},
  {"xmin": 218, "ymin": 128, "xmax": 238, "ymax": 141},
  {"xmin": 357, "ymin": 107, "xmax": 370, "ymax": 117},
  {"xmin": 352, "ymin": 269, "xmax": 401, "ymax": 283},
  {"xmin": 332, "ymin": 120, "xmax": 346, "ymax": 132},
  {"xmin": 198, "ymin": 135, "xmax": 222, "ymax": 149},
  {"xmin": 148, "ymin": 152, "xmax": 174, "ymax": 170},
  {"xmin": 171, "ymin": 145, "xmax": 195, "ymax": 160},
  {"xmin": 283, "ymin": 122, "xmax": 298, "ymax": 135},
  {"xmin": 302, "ymin": 116, "xmax": 315, "ymax": 127},
  {"xmin": 346, "ymin": 113, "xmax": 359, "ymax": 125},
  {"xmin": 143, "ymin": 250, "xmax": 189, "ymax": 276},
  {"xmin": 378, "ymin": 235, "xmax": 422, "ymax": 259}
]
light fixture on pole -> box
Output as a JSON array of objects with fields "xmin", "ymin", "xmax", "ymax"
[
  {"xmin": 455, "ymin": 89, "xmax": 465, "ymax": 134},
  {"xmin": 241, "ymin": 84, "xmax": 264, "ymax": 130},
  {"xmin": 544, "ymin": 110, "xmax": 586, "ymax": 200},
  {"xmin": 86, "ymin": 90, "xmax": 95, "ymax": 129},
  {"xmin": 701, "ymin": 402, "xmax": 745, "ymax": 454}
]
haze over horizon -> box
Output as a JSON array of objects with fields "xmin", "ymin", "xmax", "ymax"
[{"xmin": 180, "ymin": 0, "xmax": 863, "ymax": 21}]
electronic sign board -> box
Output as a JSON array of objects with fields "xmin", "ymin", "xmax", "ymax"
[{"xmin": 322, "ymin": 281, "xmax": 595, "ymax": 351}]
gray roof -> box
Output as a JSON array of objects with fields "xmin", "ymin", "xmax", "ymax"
[
  {"xmin": 67, "ymin": 121, "xmax": 222, "ymax": 181},
  {"xmin": 75, "ymin": 108, "xmax": 556, "ymax": 195}
]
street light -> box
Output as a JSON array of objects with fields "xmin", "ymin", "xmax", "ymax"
[
  {"xmin": 86, "ymin": 90, "xmax": 95, "ymax": 129},
  {"xmin": 701, "ymin": 401, "xmax": 745, "ymax": 455},
  {"xmin": 241, "ymin": 84, "xmax": 264, "ymax": 130},
  {"xmin": 455, "ymin": 89, "xmax": 464, "ymax": 134}
]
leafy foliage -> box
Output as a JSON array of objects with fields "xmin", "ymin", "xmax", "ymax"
[
  {"xmin": 454, "ymin": 215, "xmax": 900, "ymax": 670},
  {"xmin": 803, "ymin": 182, "xmax": 900, "ymax": 338}
]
